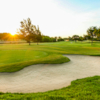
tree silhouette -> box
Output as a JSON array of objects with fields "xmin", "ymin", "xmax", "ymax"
[
  {"xmin": 19, "ymin": 18, "xmax": 42, "ymax": 45},
  {"xmin": 87, "ymin": 26, "xmax": 97, "ymax": 45}
]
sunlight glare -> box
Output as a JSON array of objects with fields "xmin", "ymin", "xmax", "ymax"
[{"xmin": 10, "ymin": 32, "xmax": 16, "ymax": 36}]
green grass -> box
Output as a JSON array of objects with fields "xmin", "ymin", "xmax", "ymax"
[
  {"xmin": 1, "ymin": 41, "xmax": 100, "ymax": 72},
  {"xmin": 0, "ymin": 53, "xmax": 69, "ymax": 72},
  {"xmin": 0, "ymin": 41, "xmax": 100, "ymax": 99},
  {"xmin": 0, "ymin": 50, "xmax": 48, "ymax": 65},
  {"xmin": 0, "ymin": 76, "xmax": 100, "ymax": 100}
]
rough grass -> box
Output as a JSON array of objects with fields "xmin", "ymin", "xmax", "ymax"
[{"xmin": 0, "ymin": 76, "xmax": 100, "ymax": 100}]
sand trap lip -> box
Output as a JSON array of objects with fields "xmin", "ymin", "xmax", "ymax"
[{"xmin": 0, "ymin": 55, "xmax": 100, "ymax": 93}]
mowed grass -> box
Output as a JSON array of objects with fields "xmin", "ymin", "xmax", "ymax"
[
  {"xmin": 0, "ymin": 50, "xmax": 48, "ymax": 65},
  {"xmin": 0, "ymin": 41, "xmax": 100, "ymax": 99},
  {"xmin": 0, "ymin": 41, "xmax": 100, "ymax": 72}
]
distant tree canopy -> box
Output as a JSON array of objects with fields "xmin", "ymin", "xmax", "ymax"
[
  {"xmin": 57, "ymin": 37, "xmax": 64, "ymax": 42},
  {"xmin": 78, "ymin": 36, "xmax": 84, "ymax": 42},
  {"xmin": 19, "ymin": 18, "xmax": 42, "ymax": 45},
  {"xmin": 83, "ymin": 35, "xmax": 90, "ymax": 40},
  {"xmin": 68, "ymin": 36, "xmax": 73, "ymax": 41},
  {"xmin": 87, "ymin": 26, "xmax": 97, "ymax": 44},
  {"xmin": 86, "ymin": 26, "xmax": 100, "ymax": 44},
  {"xmin": 41, "ymin": 36, "xmax": 56, "ymax": 42},
  {"xmin": 72, "ymin": 35, "xmax": 79, "ymax": 42},
  {"xmin": 0, "ymin": 32, "xmax": 58, "ymax": 43},
  {"xmin": 0, "ymin": 33, "xmax": 19, "ymax": 41},
  {"xmin": 3, "ymin": 20, "xmax": 100, "ymax": 45}
]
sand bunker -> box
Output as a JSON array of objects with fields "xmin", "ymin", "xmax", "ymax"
[{"xmin": 0, "ymin": 55, "xmax": 100, "ymax": 93}]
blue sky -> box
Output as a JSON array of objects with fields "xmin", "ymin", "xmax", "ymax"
[
  {"xmin": 59, "ymin": 0, "xmax": 100, "ymax": 11},
  {"xmin": 0, "ymin": 0, "xmax": 100, "ymax": 37}
]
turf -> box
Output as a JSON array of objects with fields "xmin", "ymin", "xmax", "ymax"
[
  {"xmin": 0, "ymin": 41, "xmax": 100, "ymax": 99},
  {"xmin": 0, "ymin": 41, "xmax": 100, "ymax": 72}
]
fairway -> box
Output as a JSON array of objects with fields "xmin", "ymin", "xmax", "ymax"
[
  {"xmin": 0, "ymin": 41, "xmax": 100, "ymax": 99},
  {"xmin": 0, "ymin": 41, "xmax": 100, "ymax": 72}
]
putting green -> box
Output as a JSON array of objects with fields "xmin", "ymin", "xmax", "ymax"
[{"xmin": 0, "ymin": 50, "xmax": 48, "ymax": 65}]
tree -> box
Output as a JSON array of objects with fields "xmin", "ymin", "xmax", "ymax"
[
  {"xmin": 58, "ymin": 36, "xmax": 64, "ymax": 42},
  {"xmin": 19, "ymin": 18, "xmax": 38, "ymax": 45},
  {"xmin": 42, "ymin": 36, "xmax": 51, "ymax": 42},
  {"xmin": 79, "ymin": 36, "xmax": 84, "ymax": 42},
  {"xmin": 72, "ymin": 35, "xmax": 79, "ymax": 42},
  {"xmin": 34, "ymin": 25, "xmax": 42, "ymax": 45},
  {"xmin": 68, "ymin": 36, "xmax": 73, "ymax": 41},
  {"xmin": 87, "ymin": 26, "xmax": 97, "ymax": 45},
  {"xmin": 51, "ymin": 37, "xmax": 56, "ymax": 42},
  {"xmin": 96, "ymin": 27, "xmax": 100, "ymax": 40}
]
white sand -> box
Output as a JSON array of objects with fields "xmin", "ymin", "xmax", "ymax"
[{"xmin": 0, "ymin": 55, "xmax": 100, "ymax": 93}]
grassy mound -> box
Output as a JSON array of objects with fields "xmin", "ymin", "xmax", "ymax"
[{"xmin": 0, "ymin": 50, "xmax": 70, "ymax": 72}]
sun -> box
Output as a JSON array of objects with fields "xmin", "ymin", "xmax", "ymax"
[{"xmin": 10, "ymin": 32, "xmax": 16, "ymax": 36}]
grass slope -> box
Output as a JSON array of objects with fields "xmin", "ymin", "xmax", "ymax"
[
  {"xmin": 0, "ymin": 50, "xmax": 69, "ymax": 72},
  {"xmin": 0, "ymin": 76, "xmax": 100, "ymax": 100},
  {"xmin": 0, "ymin": 53, "xmax": 69, "ymax": 72}
]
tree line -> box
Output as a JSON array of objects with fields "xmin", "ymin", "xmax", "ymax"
[
  {"xmin": 0, "ymin": 33, "xmax": 19, "ymax": 41},
  {"xmin": 67, "ymin": 26, "xmax": 100, "ymax": 44},
  {"xmin": 18, "ymin": 18, "xmax": 64, "ymax": 45},
  {"xmin": 1, "ymin": 18, "xmax": 99, "ymax": 45},
  {"xmin": 0, "ymin": 32, "xmax": 57, "ymax": 43},
  {"xmin": 0, "ymin": 18, "xmax": 65, "ymax": 44},
  {"xmin": 0, "ymin": 32, "xmax": 64, "ymax": 44}
]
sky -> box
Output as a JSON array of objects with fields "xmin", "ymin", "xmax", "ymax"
[{"xmin": 0, "ymin": 0, "xmax": 100, "ymax": 37}]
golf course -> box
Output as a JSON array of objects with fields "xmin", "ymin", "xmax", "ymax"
[{"xmin": 0, "ymin": 41, "xmax": 100, "ymax": 99}]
